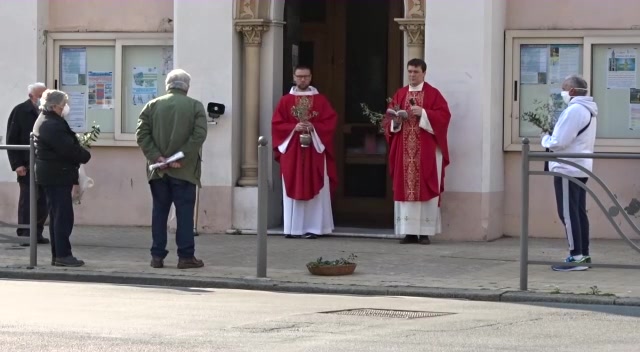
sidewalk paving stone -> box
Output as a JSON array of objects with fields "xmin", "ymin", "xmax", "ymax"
[{"xmin": 1, "ymin": 226, "xmax": 639, "ymax": 305}]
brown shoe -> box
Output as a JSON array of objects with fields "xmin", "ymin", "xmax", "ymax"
[
  {"xmin": 150, "ymin": 256, "xmax": 164, "ymax": 268},
  {"xmin": 177, "ymin": 257, "xmax": 204, "ymax": 269}
]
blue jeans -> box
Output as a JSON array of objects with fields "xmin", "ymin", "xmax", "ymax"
[{"xmin": 149, "ymin": 175, "xmax": 196, "ymax": 259}]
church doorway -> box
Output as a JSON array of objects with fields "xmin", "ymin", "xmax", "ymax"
[{"xmin": 282, "ymin": 0, "xmax": 404, "ymax": 228}]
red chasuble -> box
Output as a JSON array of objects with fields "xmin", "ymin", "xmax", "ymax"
[
  {"xmin": 272, "ymin": 92, "xmax": 338, "ymax": 201},
  {"xmin": 383, "ymin": 83, "xmax": 451, "ymax": 202}
]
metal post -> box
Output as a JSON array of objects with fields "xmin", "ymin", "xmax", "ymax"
[
  {"xmin": 193, "ymin": 147, "xmax": 203, "ymax": 237},
  {"xmin": 29, "ymin": 133, "xmax": 37, "ymax": 267},
  {"xmin": 256, "ymin": 136, "xmax": 269, "ymax": 278},
  {"xmin": 520, "ymin": 138, "xmax": 530, "ymax": 290},
  {"xmin": 194, "ymin": 186, "xmax": 200, "ymax": 237}
]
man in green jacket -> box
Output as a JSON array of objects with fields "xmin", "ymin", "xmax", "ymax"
[{"xmin": 136, "ymin": 68, "xmax": 208, "ymax": 270}]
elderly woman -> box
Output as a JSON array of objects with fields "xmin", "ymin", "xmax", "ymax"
[{"xmin": 33, "ymin": 89, "xmax": 91, "ymax": 267}]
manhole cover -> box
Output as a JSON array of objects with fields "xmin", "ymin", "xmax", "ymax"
[{"xmin": 320, "ymin": 308, "xmax": 455, "ymax": 319}]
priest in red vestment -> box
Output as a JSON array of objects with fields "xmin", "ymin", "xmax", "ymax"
[
  {"xmin": 383, "ymin": 58, "xmax": 452, "ymax": 245},
  {"xmin": 272, "ymin": 65, "xmax": 338, "ymax": 239}
]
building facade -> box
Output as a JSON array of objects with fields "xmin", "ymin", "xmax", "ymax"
[{"xmin": 2, "ymin": 0, "xmax": 640, "ymax": 241}]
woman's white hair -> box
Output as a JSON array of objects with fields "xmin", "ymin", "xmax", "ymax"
[
  {"xmin": 165, "ymin": 69, "xmax": 191, "ymax": 92},
  {"xmin": 41, "ymin": 89, "xmax": 68, "ymax": 112}
]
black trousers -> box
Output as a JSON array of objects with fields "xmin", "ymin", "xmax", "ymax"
[
  {"xmin": 17, "ymin": 179, "xmax": 48, "ymax": 238},
  {"xmin": 43, "ymin": 185, "xmax": 75, "ymax": 259},
  {"xmin": 553, "ymin": 176, "xmax": 589, "ymax": 257}
]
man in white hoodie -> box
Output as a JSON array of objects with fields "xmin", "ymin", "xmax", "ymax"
[{"xmin": 541, "ymin": 75, "xmax": 598, "ymax": 272}]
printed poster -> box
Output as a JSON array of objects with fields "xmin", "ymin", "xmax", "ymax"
[
  {"xmin": 549, "ymin": 44, "xmax": 581, "ymax": 84},
  {"xmin": 520, "ymin": 45, "xmax": 548, "ymax": 84},
  {"xmin": 61, "ymin": 48, "xmax": 87, "ymax": 86},
  {"xmin": 67, "ymin": 91, "xmax": 87, "ymax": 133},
  {"xmin": 87, "ymin": 71, "xmax": 113, "ymax": 109},
  {"xmin": 162, "ymin": 48, "xmax": 173, "ymax": 75},
  {"xmin": 607, "ymin": 48, "xmax": 637, "ymax": 89},
  {"xmin": 132, "ymin": 66, "xmax": 158, "ymax": 106},
  {"xmin": 629, "ymin": 88, "xmax": 640, "ymax": 130}
]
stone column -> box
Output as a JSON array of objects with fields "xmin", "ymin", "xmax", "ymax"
[
  {"xmin": 235, "ymin": 20, "xmax": 269, "ymax": 186},
  {"xmin": 395, "ymin": 18, "xmax": 425, "ymax": 60}
]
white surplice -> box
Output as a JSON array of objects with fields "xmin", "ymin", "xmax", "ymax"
[
  {"xmin": 390, "ymin": 82, "xmax": 443, "ymax": 238},
  {"xmin": 277, "ymin": 86, "xmax": 334, "ymax": 236}
]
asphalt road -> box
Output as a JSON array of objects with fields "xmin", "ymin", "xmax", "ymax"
[{"xmin": 0, "ymin": 279, "xmax": 638, "ymax": 351}]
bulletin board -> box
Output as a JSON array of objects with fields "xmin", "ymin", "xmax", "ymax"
[
  {"xmin": 518, "ymin": 44, "xmax": 584, "ymax": 137},
  {"xmin": 122, "ymin": 46, "xmax": 173, "ymax": 134},
  {"xmin": 60, "ymin": 46, "xmax": 116, "ymax": 133},
  {"xmin": 591, "ymin": 44, "xmax": 640, "ymax": 139}
]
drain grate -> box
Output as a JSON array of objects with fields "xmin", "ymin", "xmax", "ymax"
[{"xmin": 320, "ymin": 308, "xmax": 455, "ymax": 319}]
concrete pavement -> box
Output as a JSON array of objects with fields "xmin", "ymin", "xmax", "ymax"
[
  {"xmin": 0, "ymin": 225, "xmax": 639, "ymax": 305},
  {"xmin": 3, "ymin": 280, "xmax": 640, "ymax": 352}
]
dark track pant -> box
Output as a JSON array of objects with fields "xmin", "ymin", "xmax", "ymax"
[
  {"xmin": 16, "ymin": 180, "xmax": 48, "ymax": 238},
  {"xmin": 553, "ymin": 177, "xmax": 589, "ymax": 257},
  {"xmin": 44, "ymin": 185, "xmax": 75, "ymax": 258}
]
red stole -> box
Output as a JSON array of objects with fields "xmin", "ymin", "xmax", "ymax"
[
  {"xmin": 383, "ymin": 83, "xmax": 451, "ymax": 202},
  {"xmin": 272, "ymin": 93, "xmax": 338, "ymax": 201}
]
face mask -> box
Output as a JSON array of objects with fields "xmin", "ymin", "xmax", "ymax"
[
  {"xmin": 36, "ymin": 99, "xmax": 41, "ymax": 108},
  {"xmin": 561, "ymin": 91, "xmax": 571, "ymax": 105},
  {"xmin": 61, "ymin": 104, "xmax": 70, "ymax": 117}
]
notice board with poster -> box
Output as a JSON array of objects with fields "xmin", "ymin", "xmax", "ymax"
[
  {"xmin": 591, "ymin": 44, "xmax": 640, "ymax": 139},
  {"xmin": 518, "ymin": 44, "xmax": 584, "ymax": 137},
  {"xmin": 122, "ymin": 46, "xmax": 173, "ymax": 134},
  {"xmin": 59, "ymin": 46, "xmax": 116, "ymax": 133}
]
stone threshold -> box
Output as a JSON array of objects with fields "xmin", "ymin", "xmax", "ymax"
[{"xmin": 226, "ymin": 227, "xmax": 396, "ymax": 239}]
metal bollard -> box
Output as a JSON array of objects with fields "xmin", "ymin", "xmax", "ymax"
[
  {"xmin": 29, "ymin": 133, "xmax": 37, "ymax": 267},
  {"xmin": 519, "ymin": 138, "xmax": 530, "ymax": 291},
  {"xmin": 256, "ymin": 136, "xmax": 269, "ymax": 278}
]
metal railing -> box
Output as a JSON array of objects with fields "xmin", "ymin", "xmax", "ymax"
[
  {"xmin": 0, "ymin": 134, "xmax": 38, "ymax": 267},
  {"xmin": 520, "ymin": 138, "xmax": 640, "ymax": 290},
  {"xmin": 256, "ymin": 136, "xmax": 269, "ymax": 278}
]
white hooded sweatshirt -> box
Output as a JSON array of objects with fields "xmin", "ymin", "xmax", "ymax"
[{"xmin": 541, "ymin": 96, "xmax": 598, "ymax": 178}]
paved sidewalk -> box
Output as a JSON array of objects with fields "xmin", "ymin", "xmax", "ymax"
[{"xmin": 1, "ymin": 226, "xmax": 639, "ymax": 305}]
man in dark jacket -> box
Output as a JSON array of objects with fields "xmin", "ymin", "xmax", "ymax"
[
  {"xmin": 6, "ymin": 82, "xmax": 49, "ymax": 244},
  {"xmin": 33, "ymin": 89, "xmax": 91, "ymax": 267}
]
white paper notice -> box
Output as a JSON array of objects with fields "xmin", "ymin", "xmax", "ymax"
[
  {"xmin": 61, "ymin": 48, "xmax": 87, "ymax": 86},
  {"xmin": 521, "ymin": 45, "xmax": 548, "ymax": 84},
  {"xmin": 67, "ymin": 92, "xmax": 87, "ymax": 133},
  {"xmin": 132, "ymin": 66, "xmax": 158, "ymax": 106},
  {"xmin": 549, "ymin": 45, "xmax": 581, "ymax": 84},
  {"xmin": 607, "ymin": 48, "xmax": 637, "ymax": 89}
]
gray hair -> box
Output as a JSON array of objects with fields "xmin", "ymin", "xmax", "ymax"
[
  {"xmin": 563, "ymin": 75, "xmax": 589, "ymax": 95},
  {"xmin": 28, "ymin": 82, "xmax": 46, "ymax": 95},
  {"xmin": 165, "ymin": 69, "xmax": 191, "ymax": 92},
  {"xmin": 41, "ymin": 89, "xmax": 68, "ymax": 112}
]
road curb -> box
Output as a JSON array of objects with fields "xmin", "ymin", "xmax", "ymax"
[{"xmin": 0, "ymin": 267, "xmax": 636, "ymax": 306}]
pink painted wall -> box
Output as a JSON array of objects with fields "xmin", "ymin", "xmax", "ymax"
[
  {"xmin": 504, "ymin": 0, "xmax": 640, "ymax": 240},
  {"xmin": 48, "ymin": 0, "xmax": 173, "ymax": 32},
  {"xmin": 507, "ymin": 0, "xmax": 640, "ymax": 29},
  {"xmin": 0, "ymin": 146, "xmax": 232, "ymax": 232}
]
